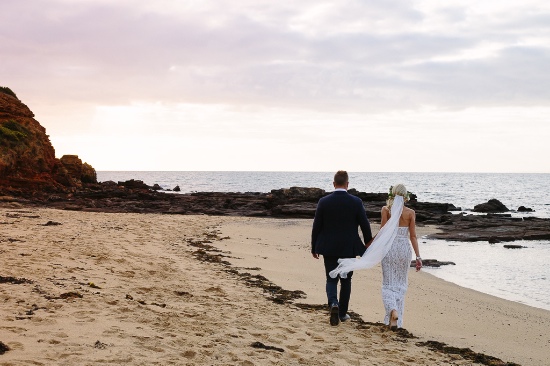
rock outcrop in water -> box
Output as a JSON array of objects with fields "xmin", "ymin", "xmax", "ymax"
[
  {"xmin": 473, "ymin": 199, "xmax": 509, "ymax": 213},
  {"xmin": 426, "ymin": 213, "xmax": 550, "ymax": 242},
  {"xmin": 0, "ymin": 88, "xmax": 97, "ymax": 194}
]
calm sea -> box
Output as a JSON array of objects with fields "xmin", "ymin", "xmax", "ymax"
[{"xmin": 97, "ymin": 171, "xmax": 550, "ymax": 311}]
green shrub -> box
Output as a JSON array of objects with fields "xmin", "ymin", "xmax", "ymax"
[
  {"xmin": 0, "ymin": 86, "xmax": 18, "ymax": 99},
  {"xmin": 0, "ymin": 120, "xmax": 28, "ymax": 144}
]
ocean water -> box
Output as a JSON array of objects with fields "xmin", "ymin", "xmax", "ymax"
[
  {"xmin": 97, "ymin": 171, "xmax": 550, "ymax": 311},
  {"xmin": 421, "ymin": 239, "xmax": 550, "ymax": 311},
  {"xmin": 97, "ymin": 171, "xmax": 550, "ymax": 217}
]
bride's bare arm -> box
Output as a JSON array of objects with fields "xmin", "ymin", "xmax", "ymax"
[
  {"xmin": 409, "ymin": 211, "xmax": 422, "ymax": 271},
  {"xmin": 380, "ymin": 206, "xmax": 389, "ymax": 228}
]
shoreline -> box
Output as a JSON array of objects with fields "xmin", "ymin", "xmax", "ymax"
[
  {"xmin": 217, "ymin": 216, "xmax": 550, "ymax": 366},
  {"xmin": 1, "ymin": 206, "xmax": 548, "ymax": 365}
]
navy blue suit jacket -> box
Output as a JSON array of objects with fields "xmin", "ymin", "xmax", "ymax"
[{"xmin": 311, "ymin": 191, "xmax": 373, "ymax": 257}]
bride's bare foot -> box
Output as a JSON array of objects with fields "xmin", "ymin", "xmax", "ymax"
[{"xmin": 389, "ymin": 310, "xmax": 398, "ymax": 331}]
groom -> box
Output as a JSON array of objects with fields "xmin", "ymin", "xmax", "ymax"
[{"xmin": 311, "ymin": 170, "xmax": 373, "ymax": 326}]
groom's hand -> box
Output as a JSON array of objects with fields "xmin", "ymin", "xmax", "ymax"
[{"xmin": 312, "ymin": 253, "xmax": 319, "ymax": 259}]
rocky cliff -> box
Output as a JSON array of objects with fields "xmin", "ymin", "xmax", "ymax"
[{"xmin": 0, "ymin": 88, "xmax": 96, "ymax": 194}]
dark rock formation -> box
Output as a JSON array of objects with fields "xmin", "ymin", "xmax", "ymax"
[
  {"xmin": 270, "ymin": 187, "xmax": 325, "ymax": 203},
  {"xmin": 0, "ymin": 90, "xmax": 96, "ymax": 194},
  {"xmin": 517, "ymin": 206, "xmax": 534, "ymax": 212},
  {"xmin": 117, "ymin": 179, "xmax": 149, "ymax": 190},
  {"xmin": 173, "ymin": 185, "xmax": 181, "ymax": 192},
  {"xmin": 2, "ymin": 180, "xmax": 549, "ymax": 242},
  {"xmin": 427, "ymin": 213, "xmax": 550, "ymax": 242},
  {"xmin": 503, "ymin": 244, "xmax": 527, "ymax": 249},
  {"xmin": 410, "ymin": 259, "xmax": 456, "ymax": 268},
  {"xmin": 473, "ymin": 199, "xmax": 509, "ymax": 213}
]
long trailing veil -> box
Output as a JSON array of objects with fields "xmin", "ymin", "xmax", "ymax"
[{"xmin": 329, "ymin": 195, "xmax": 405, "ymax": 279}]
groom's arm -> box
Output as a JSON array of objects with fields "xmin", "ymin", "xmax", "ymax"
[
  {"xmin": 311, "ymin": 201, "xmax": 324, "ymax": 258},
  {"xmin": 358, "ymin": 202, "xmax": 373, "ymax": 248}
]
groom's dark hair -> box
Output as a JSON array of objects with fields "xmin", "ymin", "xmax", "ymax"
[{"xmin": 334, "ymin": 170, "xmax": 349, "ymax": 186}]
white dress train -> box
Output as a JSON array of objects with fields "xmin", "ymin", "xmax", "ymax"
[{"xmin": 381, "ymin": 226, "xmax": 412, "ymax": 328}]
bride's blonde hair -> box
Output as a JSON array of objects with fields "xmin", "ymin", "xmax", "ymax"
[{"xmin": 387, "ymin": 183, "xmax": 409, "ymax": 210}]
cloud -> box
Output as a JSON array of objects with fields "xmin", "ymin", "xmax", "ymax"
[
  {"xmin": 3, "ymin": 0, "xmax": 549, "ymax": 113},
  {"xmin": 2, "ymin": 0, "xmax": 550, "ymax": 172}
]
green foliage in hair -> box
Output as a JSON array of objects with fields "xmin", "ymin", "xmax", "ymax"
[{"xmin": 388, "ymin": 185, "xmax": 412, "ymax": 201}]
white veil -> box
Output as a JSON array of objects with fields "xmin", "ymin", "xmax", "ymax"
[{"xmin": 329, "ymin": 195, "xmax": 405, "ymax": 279}]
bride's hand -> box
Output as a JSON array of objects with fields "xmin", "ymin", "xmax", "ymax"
[{"xmin": 415, "ymin": 258, "xmax": 422, "ymax": 272}]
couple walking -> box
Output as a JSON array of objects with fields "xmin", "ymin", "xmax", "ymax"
[{"xmin": 311, "ymin": 171, "xmax": 422, "ymax": 328}]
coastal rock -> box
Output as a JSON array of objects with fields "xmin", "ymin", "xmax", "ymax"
[
  {"xmin": 348, "ymin": 189, "xmax": 387, "ymax": 202},
  {"xmin": 427, "ymin": 214, "xmax": 550, "ymax": 242},
  {"xmin": 473, "ymin": 199, "xmax": 509, "ymax": 213},
  {"xmin": 517, "ymin": 206, "xmax": 534, "ymax": 212},
  {"xmin": 100, "ymin": 180, "xmax": 118, "ymax": 187},
  {"xmin": 0, "ymin": 92, "xmax": 56, "ymax": 180},
  {"xmin": 503, "ymin": 244, "xmax": 527, "ymax": 249},
  {"xmin": 151, "ymin": 184, "xmax": 163, "ymax": 191},
  {"xmin": 173, "ymin": 185, "xmax": 181, "ymax": 192},
  {"xmin": 60, "ymin": 155, "xmax": 98, "ymax": 185},
  {"xmin": 118, "ymin": 179, "xmax": 149, "ymax": 190},
  {"xmin": 271, "ymin": 203, "xmax": 317, "ymax": 218},
  {"xmin": 0, "ymin": 89, "xmax": 96, "ymax": 193},
  {"xmin": 410, "ymin": 259, "xmax": 456, "ymax": 268},
  {"xmin": 270, "ymin": 187, "xmax": 325, "ymax": 203},
  {"xmin": 81, "ymin": 162, "xmax": 97, "ymax": 184}
]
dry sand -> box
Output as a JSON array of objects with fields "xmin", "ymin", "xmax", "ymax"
[{"xmin": 0, "ymin": 206, "xmax": 548, "ymax": 365}]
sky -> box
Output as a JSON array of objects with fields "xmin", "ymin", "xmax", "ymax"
[{"xmin": 2, "ymin": 0, "xmax": 550, "ymax": 172}]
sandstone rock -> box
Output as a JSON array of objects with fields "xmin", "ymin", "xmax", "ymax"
[
  {"xmin": 0, "ymin": 90, "xmax": 97, "ymax": 192},
  {"xmin": 0, "ymin": 93, "xmax": 56, "ymax": 180},
  {"xmin": 60, "ymin": 155, "xmax": 83, "ymax": 181},
  {"xmin": 517, "ymin": 206, "xmax": 534, "ymax": 212},
  {"xmin": 81, "ymin": 163, "xmax": 97, "ymax": 183},
  {"xmin": 59, "ymin": 155, "xmax": 97, "ymax": 185},
  {"xmin": 473, "ymin": 199, "xmax": 509, "ymax": 213}
]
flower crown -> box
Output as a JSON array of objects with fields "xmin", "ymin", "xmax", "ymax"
[{"xmin": 388, "ymin": 186, "xmax": 412, "ymax": 201}]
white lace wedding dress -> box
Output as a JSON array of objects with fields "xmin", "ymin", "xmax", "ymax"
[
  {"xmin": 381, "ymin": 226, "xmax": 412, "ymax": 327},
  {"xmin": 329, "ymin": 195, "xmax": 414, "ymax": 328}
]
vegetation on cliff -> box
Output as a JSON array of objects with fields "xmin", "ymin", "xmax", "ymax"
[
  {"xmin": 0, "ymin": 120, "xmax": 29, "ymax": 145},
  {"xmin": 0, "ymin": 86, "xmax": 18, "ymax": 100}
]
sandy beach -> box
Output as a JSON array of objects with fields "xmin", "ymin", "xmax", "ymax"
[{"xmin": 1, "ymin": 206, "xmax": 549, "ymax": 365}]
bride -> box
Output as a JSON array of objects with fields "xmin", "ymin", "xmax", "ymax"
[{"xmin": 329, "ymin": 184, "xmax": 422, "ymax": 329}]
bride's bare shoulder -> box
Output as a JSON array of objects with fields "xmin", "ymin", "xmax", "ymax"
[{"xmin": 403, "ymin": 206, "xmax": 416, "ymax": 215}]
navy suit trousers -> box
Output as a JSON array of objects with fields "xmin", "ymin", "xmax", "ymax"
[{"xmin": 323, "ymin": 256, "xmax": 354, "ymax": 317}]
